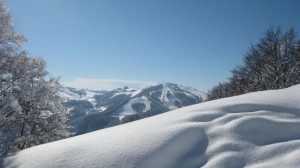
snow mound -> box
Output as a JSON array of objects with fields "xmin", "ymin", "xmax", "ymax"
[{"xmin": 2, "ymin": 85, "xmax": 300, "ymax": 168}]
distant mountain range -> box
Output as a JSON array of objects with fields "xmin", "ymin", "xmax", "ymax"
[{"xmin": 60, "ymin": 83, "xmax": 207, "ymax": 135}]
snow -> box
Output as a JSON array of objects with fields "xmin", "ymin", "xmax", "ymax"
[
  {"xmin": 111, "ymin": 87, "xmax": 141, "ymax": 98},
  {"xmin": 59, "ymin": 87, "xmax": 104, "ymax": 108},
  {"xmin": 84, "ymin": 90, "xmax": 97, "ymax": 98},
  {"xmin": 2, "ymin": 85, "xmax": 300, "ymax": 168},
  {"xmin": 59, "ymin": 87, "xmax": 81, "ymax": 101},
  {"xmin": 96, "ymin": 106, "xmax": 107, "ymax": 112},
  {"xmin": 130, "ymin": 88, "xmax": 142, "ymax": 97},
  {"xmin": 158, "ymin": 83, "xmax": 178, "ymax": 109},
  {"xmin": 59, "ymin": 87, "xmax": 100, "ymax": 103},
  {"xmin": 114, "ymin": 96, "xmax": 151, "ymax": 119},
  {"xmin": 151, "ymin": 83, "xmax": 205, "ymax": 110},
  {"xmin": 9, "ymin": 98, "xmax": 22, "ymax": 114},
  {"xmin": 177, "ymin": 84, "xmax": 207, "ymax": 101},
  {"xmin": 81, "ymin": 90, "xmax": 98, "ymax": 106}
]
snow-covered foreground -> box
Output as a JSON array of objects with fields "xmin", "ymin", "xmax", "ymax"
[{"xmin": 2, "ymin": 85, "xmax": 300, "ymax": 168}]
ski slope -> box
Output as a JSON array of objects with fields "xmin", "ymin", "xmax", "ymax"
[{"xmin": 1, "ymin": 85, "xmax": 300, "ymax": 168}]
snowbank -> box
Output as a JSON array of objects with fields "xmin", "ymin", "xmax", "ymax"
[{"xmin": 1, "ymin": 85, "xmax": 300, "ymax": 168}]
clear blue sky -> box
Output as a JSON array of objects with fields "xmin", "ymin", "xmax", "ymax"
[{"xmin": 6, "ymin": 0, "xmax": 300, "ymax": 91}]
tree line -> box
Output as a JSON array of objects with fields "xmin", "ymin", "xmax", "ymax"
[{"xmin": 207, "ymin": 27, "xmax": 300, "ymax": 100}]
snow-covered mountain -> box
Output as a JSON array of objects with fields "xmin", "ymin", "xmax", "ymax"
[
  {"xmin": 60, "ymin": 83, "xmax": 207, "ymax": 135},
  {"xmin": 59, "ymin": 87, "xmax": 107, "ymax": 103},
  {"xmin": 2, "ymin": 85, "xmax": 300, "ymax": 168}
]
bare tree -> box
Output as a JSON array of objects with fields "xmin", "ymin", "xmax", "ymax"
[
  {"xmin": 207, "ymin": 27, "xmax": 300, "ymax": 101},
  {"xmin": 0, "ymin": 0, "xmax": 70, "ymax": 155}
]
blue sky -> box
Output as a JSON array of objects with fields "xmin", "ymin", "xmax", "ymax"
[{"xmin": 6, "ymin": 0, "xmax": 300, "ymax": 91}]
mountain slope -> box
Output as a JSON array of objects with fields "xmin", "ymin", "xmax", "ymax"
[
  {"xmin": 110, "ymin": 83, "xmax": 206, "ymax": 118},
  {"xmin": 2, "ymin": 85, "xmax": 300, "ymax": 168},
  {"xmin": 64, "ymin": 83, "xmax": 206, "ymax": 134}
]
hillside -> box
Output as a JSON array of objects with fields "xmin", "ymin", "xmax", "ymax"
[
  {"xmin": 2, "ymin": 85, "xmax": 300, "ymax": 168},
  {"xmin": 61, "ymin": 83, "xmax": 206, "ymax": 135}
]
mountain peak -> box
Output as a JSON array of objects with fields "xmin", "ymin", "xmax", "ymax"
[{"xmin": 60, "ymin": 83, "xmax": 206, "ymax": 134}]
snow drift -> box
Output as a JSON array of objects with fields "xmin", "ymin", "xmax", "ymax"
[{"xmin": 1, "ymin": 85, "xmax": 300, "ymax": 168}]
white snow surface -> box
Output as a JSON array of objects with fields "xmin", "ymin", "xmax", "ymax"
[
  {"xmin": 115, "ymin": 96, "xmax": 152, "ymax": 119},
  {"xmin": 96, "ymin": 106, "xmax": 107, "ymax": 112},
  {"xmin": 159, "ymin": 83, "xmax": 178, "ymax": 110},
  {"xmin": 130, "ymin": 88, "xmax": 142, "ymax": 97},
  {"xmin": 154, "ymin": 83, "xmax": 206, "ymax": 110},
  {"xmin": 177, "ymin": 84, "xmax": 208, "ymax": 101},
  {"xmin": 59, "ymin": 87, "xmax": 100, "ymax": 102},
  {"xmin": 111, "ymin": 87, "xmax": 141, "ymax": 98},
  {"xmin": 81, "ymin": 90, "xmax": 98, "ymax": 106},
  {"xmin": 59, "ymin": 87, "xmax": 102, "ymax": 108},
  {"xmin": 2, "ymin": 85, "xmax": 300, "ymax": 168},
  {"xmin": 59, "ymin": 87, "xmax": 81, "ymax": 101}
]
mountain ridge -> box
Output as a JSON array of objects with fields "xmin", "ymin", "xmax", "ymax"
[{"xmin": 60, "ymin": 83, "xmax": 207, "ymax": 135}]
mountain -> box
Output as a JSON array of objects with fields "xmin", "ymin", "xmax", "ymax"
[
  {"xmin": 60, "ymin": 83, "xmax": 207, "ymax": 135},
  {"xmin": 60, "ymin": 87, "xmax": 108, "ymax": 102},
  {"xmin": 2, "ymin": 85, "xmax": 300, "ymax": 168}
]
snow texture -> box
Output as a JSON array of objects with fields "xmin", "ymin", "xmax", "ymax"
[
  {"xmin": 59, "ymin": 87, "xmax": 82, "ymax": 101},
  {"xmin": 1, "ymin": 85, "xmax": 300, "ymax": 168},
  {"xmin": 115, "ymin": 96, "xmax": 152, "ymax": 119},
  {"xmin": 59, "ymin": 87, "xmax": 102, "ymax": 102},
  {"xmin": 177, "ymin": 84, "xmax": 208, "ymax": 100}
]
